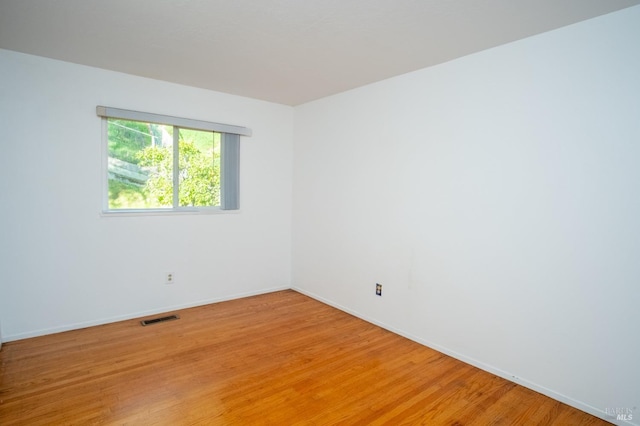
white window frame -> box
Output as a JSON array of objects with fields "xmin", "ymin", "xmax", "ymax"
[{"xmin": 97, "ymin": 106, "xmax": 251, "ymax": 215}]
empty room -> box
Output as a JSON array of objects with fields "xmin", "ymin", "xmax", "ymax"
[{"xmin": 1, "ymin": 1, "xmax": 639, "ymax": 424}]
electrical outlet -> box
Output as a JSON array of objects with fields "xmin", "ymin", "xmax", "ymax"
[
  {"xmin": 165, "ymin": 272, "xmax": 175, "ymax": 285},
  {"xmin": 376, "ymin": 283, "xmax": 382, "ymax": 296}
]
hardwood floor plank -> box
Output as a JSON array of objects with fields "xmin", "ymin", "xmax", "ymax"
[{"xmin": 0, "ymin": 290, "xmax": 610, "ymax": 425}]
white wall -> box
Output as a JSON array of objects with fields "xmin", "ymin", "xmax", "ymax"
[
  {"xmin": 0, "ymin": 49, "xmax": 293, "ymax": 341},
  {"xmin": 293, "ymin": 6, "xmax": 640, "ymax": 424}
]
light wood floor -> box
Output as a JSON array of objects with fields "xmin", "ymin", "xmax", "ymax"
[{"xmin": 0, "ymin": 290, "xmax": 609, "ymax": 425}]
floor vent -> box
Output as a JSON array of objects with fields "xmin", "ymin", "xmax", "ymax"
[{"xmin": 140, "ymin": 314, "xmax": 180, "ymax": 326}]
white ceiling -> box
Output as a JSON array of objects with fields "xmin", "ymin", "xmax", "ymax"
[{"xmin": 1, "ymin": 0, "xmax": 638, "ymax": 105}]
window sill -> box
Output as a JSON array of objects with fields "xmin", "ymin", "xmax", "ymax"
[{"xmin": 100, "ymin": 208, "xmax": 239, "ymax": 217}]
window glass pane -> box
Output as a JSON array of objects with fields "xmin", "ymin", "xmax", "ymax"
[
  {"xmin": 107, "ymin": 119, "xmax": 173, "ymax": 209},
  {"xmin": 178, "ymin": 129, "xmax": 221, "ymax": 207}
]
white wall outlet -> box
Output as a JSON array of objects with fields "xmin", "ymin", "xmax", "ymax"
[{"xmin": 165, "ymin": 272, "xmax": 175, "ymax": 285}]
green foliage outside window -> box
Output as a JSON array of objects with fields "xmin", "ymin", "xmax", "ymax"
[{"xmin": 107, "ymin": 120, "xmax": 220, "ymax": 209}]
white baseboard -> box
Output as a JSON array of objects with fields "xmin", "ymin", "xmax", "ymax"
[
  {"xmin": 292, "ymin": 286, "xmax": 634, "ymax": 426},
  {"xmin": 3, "ymin": 285, "xmax": 290, "ymax": 343}
]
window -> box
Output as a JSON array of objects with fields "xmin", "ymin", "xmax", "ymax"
[{"xmin": 97, "ymin": 106, "xmax": 250, "ymax": 213}]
